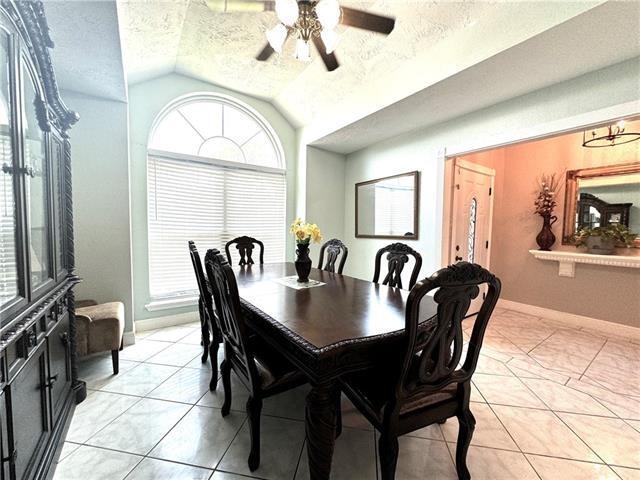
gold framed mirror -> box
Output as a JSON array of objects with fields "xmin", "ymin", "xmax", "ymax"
[{"xmin": 562, "ymin": 162, "xmax": 640, "ymax": 247}]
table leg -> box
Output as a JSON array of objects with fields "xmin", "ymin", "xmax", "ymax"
[{"xmin": 305, "ymin": 381, "xmax": 339, "ymax": 480}]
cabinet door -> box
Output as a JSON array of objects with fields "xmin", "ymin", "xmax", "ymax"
[
  {"xmin": 0, "ymin": 25, "xmax": 26, "ymax": 317},
  {"xmin": 21, "ymin": 60, "xmax": 53, "ymax": 297},
  {"xmin": 0, "ymin": 392, "xmax": 9, "ymax": 480},
  {"xmin": 46, "ymin": 313, "xmax": 70, "ymax": 419},
  {"xmin": 8, "ymin": 345, "xmax": 49, "ymax": 480},
  {"xmin": 50, "ymin": 135, "xmax": 66, "ymax": 281}
]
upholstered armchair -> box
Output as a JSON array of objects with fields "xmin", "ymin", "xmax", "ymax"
[{"xmin": 75, "ymin": 300, "xmax": 125, "ymax": 374}]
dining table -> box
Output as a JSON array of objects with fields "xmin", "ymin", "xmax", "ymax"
[{"xmin": 233, "ymin": 262, "xmax": 438, "ymax": 480}]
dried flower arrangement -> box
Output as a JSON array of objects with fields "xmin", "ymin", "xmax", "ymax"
[{"xmin": 534, "ymin": 173, "xmax": 561, "ymax": 217}]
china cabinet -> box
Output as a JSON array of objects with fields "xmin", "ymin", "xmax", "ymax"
[{"xmin": 0, "ymin": 1, "xmax": 84, "ymax": 479}]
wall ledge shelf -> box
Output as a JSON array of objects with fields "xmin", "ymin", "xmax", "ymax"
[{"xmin": 529, "ymin": 249, "xmax": 640, "ymax": 277}]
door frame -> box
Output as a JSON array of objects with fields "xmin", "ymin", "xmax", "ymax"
[{"xmin": 446, "ymin": 158, "xmax": 496, "ymax": 267}]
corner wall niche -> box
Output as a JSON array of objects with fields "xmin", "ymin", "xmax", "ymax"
[{"xmin": 529, "ymin": 249, "xmax": 640, "ymax": 277}]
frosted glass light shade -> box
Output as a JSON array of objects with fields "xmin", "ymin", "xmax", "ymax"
[
  {"xmin": 275, "ymin": 0, "xmax": 299, "ymax": 26},
  {"xmin": 294, "ymin": 39, "xmax": 311, "ymax": 62},
  {"xmin": 315, "ymin": 0, "xmax": 340, "ymax": 30},
  {"xmin": 320, "ymin": 29, "xmax": 339, "ymax": 53},
  {"xmin": 266, "ymin": 23, "xmax": 288, "ymax": 53}
]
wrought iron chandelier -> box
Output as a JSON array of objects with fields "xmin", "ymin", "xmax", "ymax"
[{"xmin": 582, "ymin": 121, "xmax": 640, "ymax": 148}]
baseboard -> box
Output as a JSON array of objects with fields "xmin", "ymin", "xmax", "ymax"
[
  {"xmin": 498, "ymin": 299, "xmax": 640, "ymax": 341},
  {"xmin": 123, "ymin": 331, "xmax": 136, "ymax": 347},
  {"xmin": 135, "ymin": 311, "xmax": 200, "ymax": 332}
]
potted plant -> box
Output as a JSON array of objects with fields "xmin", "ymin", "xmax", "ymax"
[
  {"xmin": 574, "ymin": 224, "xmax": 637, "ymax": 255},
  {"xmin": 533, "ymin": 173, "xmax": 561, "ymax": 251},
  {"xmin": 290, "ymin": 218, "xmax": 323, "ymax": 282}
]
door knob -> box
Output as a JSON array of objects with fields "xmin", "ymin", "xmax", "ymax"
[{"xmin": 455, "ymin": 256, "xmax": 463, "ymax": 261}]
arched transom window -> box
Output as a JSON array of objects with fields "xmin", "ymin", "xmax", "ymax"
[{"xmin": 147, "ymin": 94, "xmax": 286, "ymax": 301}]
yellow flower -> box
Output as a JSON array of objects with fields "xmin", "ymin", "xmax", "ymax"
[{"xmin": 289, "ymin": 219, "xmax": 322, "ymax": 244}]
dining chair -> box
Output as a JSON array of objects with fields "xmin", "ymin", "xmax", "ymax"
[
  {"xmin": 188, "ymin": 241, "xmax": 222, "ymax": 381},
  {"xmin": 204, "ymin": 249, "xmax": 307, "ymax": 471},
  {"xmin": 341, "ymin": 261, "xmax": 501, "ymax": 480},
  {"xmin": 372, "ymin": 242, "xmax": 422, "ymax": 290},
  {"xmin": 318, "ymin": 238, "xmax": 349, "ymax": 274},
  {"xmin": 225, "ymin": 236, "xmax": 264, "ymax": 266}
]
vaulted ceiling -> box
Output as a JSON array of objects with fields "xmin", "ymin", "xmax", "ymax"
[{"xmin": 116, "ymin": 0, "xmax": 607, "ymax": 129}]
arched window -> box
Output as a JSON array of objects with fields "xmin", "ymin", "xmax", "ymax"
[{"xmin": 147, "ymin": 94, "xmax": 286, "ymax": 300}]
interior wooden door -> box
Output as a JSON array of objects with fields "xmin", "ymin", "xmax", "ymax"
[{"xmin": 450, "ymin": 158, "xmax": 495, "ymax": 315}]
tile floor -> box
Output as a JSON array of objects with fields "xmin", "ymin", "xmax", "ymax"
[{"xmin": 54, "ymin": 308, "xmax": 640, "ymax": 479}]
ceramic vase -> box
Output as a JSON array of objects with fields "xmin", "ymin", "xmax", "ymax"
[
  {"xmin": 295, "ymin": 243, "xmax": 312, "ymax": 282},
  {"xmin": 536, "ymin": 214, "xmax": 557, "ymax": 251}
]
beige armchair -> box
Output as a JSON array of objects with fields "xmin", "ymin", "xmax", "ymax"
[{"xmin": 75, "ymin": 300, "xmax": 125, "ymax": 374}]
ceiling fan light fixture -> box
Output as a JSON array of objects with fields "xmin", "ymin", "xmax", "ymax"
[
  {"xmin": 275, "ymin": 0, "xmax": 299, "ymax": 27},
  {"xmin": 266, "ymin": 23, "xmax": 288, "ymax": 53},
  {"xmin": 315, "ymin": 0, "xmax": 341, "ymax": 30},
  {"xmin": 294, "ymin": 38, "xmax": 311, "ymax": 62},
  {"xmin": 320, "ymin": 29, "xmax": 339, "ymax": 54}
]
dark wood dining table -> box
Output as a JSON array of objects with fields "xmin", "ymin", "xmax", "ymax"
[{"xmin": 234, "ymin": 262, "xmax": 438, "ymax": 480}]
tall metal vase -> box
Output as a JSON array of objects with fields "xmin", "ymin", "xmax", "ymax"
[
  {"xmin": 536, "ymin": 214, "xmax": 557, "ymax": 251},
  {"xmin": 295, "ymin": 243, "xmax": 312, "ymax": 282}
]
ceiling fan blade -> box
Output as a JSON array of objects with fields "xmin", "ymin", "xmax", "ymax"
[
  {"xmin": 340, "ymin": 7, "xmax": 395, "ymax": 34},
  {"xmin": 256, "ymin": 43, "xmax": 275, "ymax": 61},
  {"xmin": 311, "ymin": 35, "xmax": 339, "ymax": 71}
]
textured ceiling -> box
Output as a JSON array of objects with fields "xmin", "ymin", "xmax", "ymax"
[
  {"xmin": 44, "ymin": 1, "xmax": 127, "ymax": 102},
  {"xmin": 117, "ymin": 0, "xmax": 605, "ymax": 129}
]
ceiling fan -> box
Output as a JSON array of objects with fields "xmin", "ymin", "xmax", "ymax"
[{"xmin": 207, "ymin": 0, "xmax": 396, "ymax": 71}]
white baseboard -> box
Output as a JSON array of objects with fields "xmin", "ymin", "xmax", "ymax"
[
  {"xmin": 123, "ymin": 331, "xmax": 136, "ymax": 347},
  {"xmin": 498, "ymin": 299, "xmax": 640, "ymax": 341},
  {"xmin": 135, "ymin": 311, "xmax": 200, "ymax": 332}
]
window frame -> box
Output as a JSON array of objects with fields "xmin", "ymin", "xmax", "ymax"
[{"xmin": 145, "ymin": 93, "xmax": 287, "ymax": 308}]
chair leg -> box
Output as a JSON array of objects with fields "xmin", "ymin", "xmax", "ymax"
[
  {"xmin": 111, "ymin": 349, "xmax": 119, "ymax": 375},
  {"xmin": 246, "ymin": 396, "xmax": 263, "ymax": 472},
  {"xmin": 209, "ymin": 341, "xmax": 219, "ymax": 390},
  {"xmin": 335, "ymin": 392, "xmax": 342, "ymax": 438},
  {"xmin": 220, "ymin": 360, "xmax": 232, "ymax": 415},
  {"xmin": 200, "ymin": 301, "xmax": 209, "ymax": 364},
  {"xmin": 455, "ymin": 407, "xmax": 475, "ymax": 480},
  {"xmin": 378, "ymin": 432, "xmax": 399, "ymax": 480}
]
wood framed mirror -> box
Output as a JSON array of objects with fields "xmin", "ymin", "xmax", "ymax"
[
  {"xmin": 355, "ymin": 171, "xmax": 420, "ymax": 239},
  {"xmin": 562, "ymin": 162, "xmax": 640, "ymax": 247}
]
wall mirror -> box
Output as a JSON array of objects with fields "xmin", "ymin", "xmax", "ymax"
[
  {"xmin": 563, "ymin": 163, "xmax": 640, "ymax": 247},
  {"xmin": 356, "ymin": 171, "xmax": 419, "ymax": 239}
]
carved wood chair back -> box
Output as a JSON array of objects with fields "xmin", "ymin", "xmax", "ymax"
[
  {"xmin": 225, "ymin": 236, "xmax": 264, "ymax": 266},
  {"xmin": 204, "ymin": 249, "xmax": 261, "ymax": 395},
  {"xmin": 318, "ymin": 238, "xmax": 348, "ymax": 274},
  {"xmin": 372, "ymin": 242, "xmax": 422, "ymax": 290},
  {"xmin": 398, "ymin": 261, "xmax": 501, "ymax": 403},
  {"xmin": 188, "ymin": 241, "xmax": 215, "ymax": 320}
]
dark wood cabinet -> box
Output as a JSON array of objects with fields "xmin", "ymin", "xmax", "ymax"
[{"xmin": 0, "ymin": 2, "xmax": 84, "ymax": 479}]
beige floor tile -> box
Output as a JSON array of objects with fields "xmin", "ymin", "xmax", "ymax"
[
  {"xmin": 79, "ymin": 354, "xmax": 140, "ymax": 390},
  {"xmin": 212, "ymin": 472, "xmax": 261, "ymax": 480},
  {"xmin": 86, "ymin": 398, "xmax": 191, "ymax": 455},
  {"xmin": 394, "ymin": 437, "xmax": 457, "ymax": 479},
  {"xmin": 472, "ymin": 373, "xmax": 546, "ymax": 408},
  {"xmin": 613, "ymin": 466, "xmax": 640, "ymax": 480},
  {"xmin": 558, "ymin": 412, "xmax": 640, "ymax": 468},
  {"xmin": 339, "ymin": 395, "xmax": 374, "ymax": 431},
  {"xmin": 526, "ymin": 455, "xmax": 619, "ymax": 479},
  {"xmin": 150, "ymin": 406, "xmax": 245, "ymax": 469},
  {"xmin": 507, "ymin": 356, "xmax": 571, "ymax": 384},
  {"xmin": 474, "ymin": 354, "xmax": 513, "ymax": 376},
  {"xmin": 567, "ymin": 378, "xmax": 640, "ymax": 420},
  {"xmin": 219, "ymin": 416, "xmax": 306, "ymax": 480},
  {"xmin": 440, "ymin": 403, "xmax": 518, "ymax": 451},
  {"xmin": 407, "ymin": 423, "xmax": 444, "ymax": 441},
  {"xmin": 57, "ymin": 442, "xmax": 81, "ymax": 463},
  {"xmin": 145, "ymin": 326, "xmax": 194, "ymax": 342},
  {"xmin": 492, "ymin": 405, "xmax": 599, "ymax": 462},
  {"xmin": 126, "ymin": 458, "xmax": 212, "ymax": 479},
  {"xmin": 148, "ymin": 367, "xmax": 213, "ymax": 404},
  {"xmin": 520, "ymin": 378, "xmax": 614, "ymax": 416},
  {"xmin": 66, "ymin": 391, "xmax": 140, "ymax": 443},
  {"xmin": 451, "ymin": 445, "xmax": 539, "ymax": 480},
  {"xmin": 146, "ymin": 343, "xmax": 204, "ymax": 367},
  {"xmin": 100, "ymin": 363, "xmax": 180, "ymax": 397},
  {"xmin": 119, "ymin": 340, "xmax": 172, "ymax": 362},
  {"xmin": 54, "ymin": 445, "xmax": 141, "ymax": 480},
  {"xmin": 295, "ymin": 428, "xmax": 376, "ymax": 480}
]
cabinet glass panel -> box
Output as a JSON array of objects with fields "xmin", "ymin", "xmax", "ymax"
[
  {"xmin": 22, "ymin": 64, "xmax": 50, "ymax": 288},
  {"xmin": 51, "ymin": 138, "xmax": 64, "ymax": 275},
  {"xmin": 0, "ymin": 31, "xmax": 18, "ymax": 309}
]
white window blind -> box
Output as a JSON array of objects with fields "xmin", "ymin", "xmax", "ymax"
[
  {"xmin": 147, "ymin": 155, "xmax": 286, "ymax": 299},
  {"xmin": 374, "ymin": 183, "xmax": 415, "ymax": 236}
]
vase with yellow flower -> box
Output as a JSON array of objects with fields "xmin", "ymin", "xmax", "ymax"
[{"xmin": 290, "ymin": 218, "xmax": 323, "ymax": 282}]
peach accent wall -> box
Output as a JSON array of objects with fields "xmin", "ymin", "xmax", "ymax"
[{"xmin": 460, "ymin": 120, "xmax": 640, "ymax": 327}]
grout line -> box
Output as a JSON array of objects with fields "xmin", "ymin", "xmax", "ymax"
[
  {"xmin": 579, "ymin": 338, "xmax": 608, "ymax": 380},
  {"xmin": 525, "ymin": 329, "xmax": 558, "ymax": 354},
  {"xmin": 292, "ymin": 438, "xmax": 307, "ymax": 479}
]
